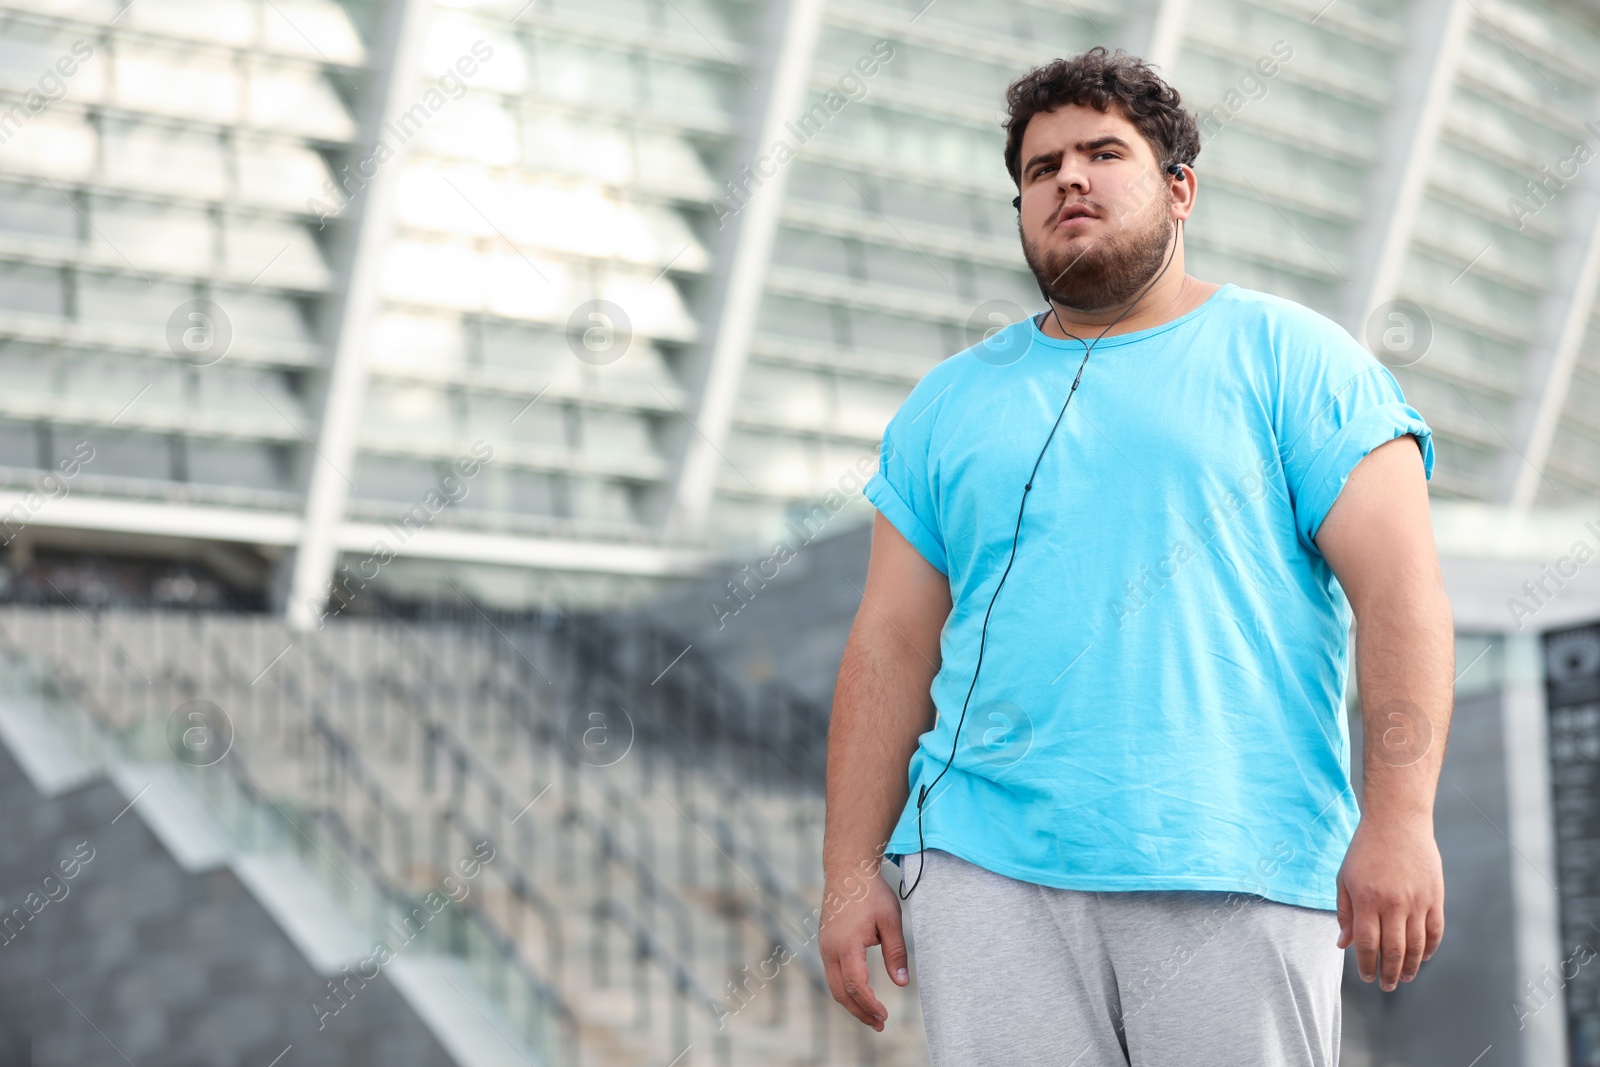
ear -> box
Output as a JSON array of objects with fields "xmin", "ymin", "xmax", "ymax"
[{"xmin": 1168, "ymin": 164, "xmax": 1198, "ymax": 221}]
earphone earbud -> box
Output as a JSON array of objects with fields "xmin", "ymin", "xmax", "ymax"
[{"xmin": 1012, "ymin": 195, "xmax": 1021, "ymax": 211}]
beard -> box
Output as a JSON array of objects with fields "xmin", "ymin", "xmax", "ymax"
[{"xmin": 1020, "ymin": 188, "xmax": 1174, "ymax": 313}]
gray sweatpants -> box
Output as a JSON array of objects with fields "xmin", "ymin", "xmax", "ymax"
[{"xmin": 900, "ymin": 848, "xmax": 1342, "ymax": 1066}]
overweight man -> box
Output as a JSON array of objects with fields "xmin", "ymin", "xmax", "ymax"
[{"xmin": 819, "ymin": 47, "xmax": 1453, "ymax": 1066}]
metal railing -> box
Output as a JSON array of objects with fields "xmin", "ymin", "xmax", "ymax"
[
  {"xmin": 0, "ymin": 626, "xmax": 580, "ymax": 1067},
  {"xmin": 410, "ymin": 613, "xmax": 843, "ymax": 1062},
  {"xmin": 287, "ymin": 628, "xmax": 735, "ymax": 1065},
  {"xmin": 0, "ymin": 605, "xmax": 910, "ymax": 1066}
]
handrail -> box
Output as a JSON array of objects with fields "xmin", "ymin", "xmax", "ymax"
[
  {"xmin": 0, "ymin": 608, "xmax": 581, "ymax": 1067},
  {"xmin": 598, "ymin": 896, "xmax": 732, "ymax": 1067},
  {"xmin": 313, "ymin": 634, "xmax": 704, "ymax": 956},
  {"xmin": 226, "ymin": 627, "xmax": 575, "ymax": 989},
  {"xmin": 292, "ymin": 620, "xmax": 736, "ymax": 1063},
  {"xmin": 468, "ymin": 621, "xmax": 826, "ymax": 935},
  {"xmin": 452, "ymin": 619, "xmax": 839, "ymax": 1030},
  {"xmin": 309, "ymin": 804, "xmax": 580, "ymax": 1067},
  {"xmin": 379, "ymin": 615, "xmax": 841, "ymax": 1053}
]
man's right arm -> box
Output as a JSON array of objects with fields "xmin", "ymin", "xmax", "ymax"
[{"xmin": 819, "ymin": 511, "xmax": 951, "ymax": 1031}]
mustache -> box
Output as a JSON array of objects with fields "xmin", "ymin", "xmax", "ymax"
[{"xmin": 1048, "ymin": 199, "xmax": 1101, "ymax": 227}]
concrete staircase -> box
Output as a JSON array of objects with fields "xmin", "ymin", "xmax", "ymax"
[
  {"xmin": 0, "ymin": 646, "xmax": 561, "ymax": 1067},
  {"xmin": 0, "ymin": 607, "xmax": 927, "ymax": 1067}
]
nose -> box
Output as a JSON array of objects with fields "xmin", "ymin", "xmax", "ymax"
[{"xmin": 1053, "ymin": 154, "xmax": 1089, "ymax": 196}]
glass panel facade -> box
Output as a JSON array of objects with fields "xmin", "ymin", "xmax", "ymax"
[{"xmin": 0, "ymin": 0, "xmax": 1593, "ymax": 609}]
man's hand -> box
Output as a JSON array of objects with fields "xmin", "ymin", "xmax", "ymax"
[
  {"xmin": 819, "ymin": 868, "xmax": 911, "ymax": 1032},
  {"xmin": 1335, "ymin": 814, "xmax": 1445, "ymax": 991}
]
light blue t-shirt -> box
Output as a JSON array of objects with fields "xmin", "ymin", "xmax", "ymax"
[{"xmin": 864, "ymin": 283, "xmax": 1434, "ymax": 911}]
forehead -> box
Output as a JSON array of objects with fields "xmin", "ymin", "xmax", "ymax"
[{"xmin": 1019, "ymin": 103, "xmax": 1151, "ymax": 157}]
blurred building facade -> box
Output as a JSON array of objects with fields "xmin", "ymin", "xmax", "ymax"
[{"xmin": 0, "ymin": 0, "xmax": 1595, "ymax": 618}]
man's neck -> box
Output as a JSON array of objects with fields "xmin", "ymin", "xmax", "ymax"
[{"xmin": 1036, "ymin": 271, "xmax": 1221, "ymax": 340}]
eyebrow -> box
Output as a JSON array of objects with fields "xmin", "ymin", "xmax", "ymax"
[{"xmin": 1022, "ymin": 135, "xmax": 1135, "ymax": 177}]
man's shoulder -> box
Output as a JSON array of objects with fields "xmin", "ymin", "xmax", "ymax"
[
  {"xmin": 888, "ymin": 323, "xmax": 1013, "ymax": 420},
  {"xmin": 878, "ymin": 317, "xmax": 1039, "ymax": 453},
  {"xmin": 894, "ymin": 350, "xmax": 967, "ymax": 421},
  {"xmin": 1215, "ymin": 285, "xmax": 1361, "ymax": 350},
  {"xmin": 1208, "ymin": 284, "xmax": 1390, "ymax": 396}
]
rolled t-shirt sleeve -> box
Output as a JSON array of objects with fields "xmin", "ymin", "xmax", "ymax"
[
  {"xmin": 864, "ymin": 381, "xmax": 949, "ymax": 575},
  {"xmin": 1276, "ymin": 323, "xmax": 1435, "ymax": 548}
]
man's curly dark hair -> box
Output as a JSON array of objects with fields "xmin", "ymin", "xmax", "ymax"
[{"xmin": 1003, "ymin": 47, "xmax": 1201, "ymax": 187}]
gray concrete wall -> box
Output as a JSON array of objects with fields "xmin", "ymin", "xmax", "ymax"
[
  {"xmin": 642, "ymin": 522, "xmax": 871, "ymax": 710},
  {"xmin": 1342, "ymin": 686, "xmax": 1521, "ymax": 1066},
  {"xmin": 0, "ymin": 741, "xmax": 456, "ymax": 1067}
]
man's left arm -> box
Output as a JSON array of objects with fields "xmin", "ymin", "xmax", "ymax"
[{"xmin": 1314, "ymin": 433, "xmax": 1454, "ymax": 992}]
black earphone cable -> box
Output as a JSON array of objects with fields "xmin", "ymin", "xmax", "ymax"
[{"xmin": 898, "ymin": 205, "xmax": 1185, "ymax": 899}]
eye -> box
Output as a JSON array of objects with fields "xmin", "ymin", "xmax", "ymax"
[
  {"xmin": 1034, "ymin": 163, "xmax": 1057, "ymax": 178},
  {"xmin": 1092, "ymin": 150, "xmax": 1118, "ymax": 161}
]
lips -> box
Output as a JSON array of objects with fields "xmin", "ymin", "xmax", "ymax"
[{"xmin": 1055, "ymin": 203, "xmax": 1096, "ymax": 227}]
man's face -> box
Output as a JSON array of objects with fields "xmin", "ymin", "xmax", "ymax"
[{"xmin": 1015, "ymin": 103, "xmax": 1175, "ymax": 313}]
